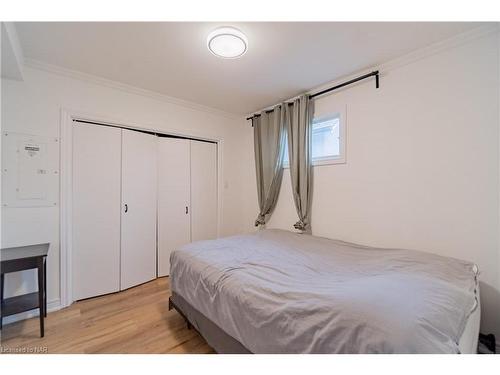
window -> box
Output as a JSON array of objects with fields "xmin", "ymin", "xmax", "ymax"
[{"xmin": 283, "ymin": 112, "xmax": 345, "ymax": 167}]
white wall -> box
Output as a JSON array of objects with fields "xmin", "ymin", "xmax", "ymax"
[
  {"xmin": 1, "ymin": 66, "xmax": 248, "ymax": 313},
  {"xmin": 245, "ymin": 32, "xmax": 500, "ymax": 338}
]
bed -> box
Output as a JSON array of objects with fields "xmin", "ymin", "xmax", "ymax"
[{"xmin": 169, "ymin": 229, "xmax": 480, "ymax": 354}]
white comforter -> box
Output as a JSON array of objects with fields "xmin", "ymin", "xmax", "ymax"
[{"xmin": 170, "ymin": 229, "xmax": 478, "ymax": 353}]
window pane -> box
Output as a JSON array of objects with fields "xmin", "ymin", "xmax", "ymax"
[
  {"xmin": 312, "ymin": 116, "xmax": 340, "ymax": 159},
  {"xmin": 283, "ymin": 141, "xmax": 289, "ymax": 164},
  {"xmin": 283, "ymin": 114, "xmax": 340, "ymax": 166}
]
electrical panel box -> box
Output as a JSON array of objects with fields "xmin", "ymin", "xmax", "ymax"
[{"xmin": 2, "ymin": 132, "xmax": 59, "ymax": 208}]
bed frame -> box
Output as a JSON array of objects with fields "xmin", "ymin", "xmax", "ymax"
[{"xmin": 168, "ymin": 292, "xmax": 251, "ymax": 354}]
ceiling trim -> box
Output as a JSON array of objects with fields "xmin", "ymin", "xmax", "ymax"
[
  {"xmin": 310, "ymin": 24, "xmax": 499, "ymax": 101},
  {"xmin": 19, "ymin": 23, "xmax": 498, "ymax": 120},
  {"xmin": 378, "ymin": 23, "xmax": 499, "ymax": 73},
  {"xmin": 246, "ymin": 23, "xmax": 499, "ymax": 118},
  {"xmin": 23, "ymin": 58, "xmax": 242, "ymax": 120}
]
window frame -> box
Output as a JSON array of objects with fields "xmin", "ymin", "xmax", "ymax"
[{"xmin": 283, "ymin": 107, "xmax": 346, "ymax": 168}]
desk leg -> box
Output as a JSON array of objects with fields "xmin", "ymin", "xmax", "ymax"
[
  {"xmin": 44, "ymin": 258, "xmax": 47, "ymax": 317},
  {"xmin": 0, "ymin": 273, "xmax": 4, "ymax": 330},
  {"xmin": 37, "ymin": 259, "xmax": 45, "ymax": 338}
]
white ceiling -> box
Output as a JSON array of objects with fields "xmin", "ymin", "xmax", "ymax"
[{"xmin": 14, "ymin": 22, "xmax": 487, "ymax": 115}]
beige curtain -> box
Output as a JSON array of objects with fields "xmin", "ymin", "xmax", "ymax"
[
  {"xmin": 285, "ymin": 95, "xmax": 313, "ymax": 232},
  {"xmin": 253, "ymin": 106, "xmax": 286, "ymax": 226}
]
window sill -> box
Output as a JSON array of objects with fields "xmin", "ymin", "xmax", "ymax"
[
  {"xmin": 313, "ymin": 157, "xmax": 346, "ymax": 166},
  {"xmin": 283, "ymin": 156, "xmax": 346, "ymax": 169}
]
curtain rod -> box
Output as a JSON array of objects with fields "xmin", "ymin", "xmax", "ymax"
[{"xmin": 246, "ymin": 70, "xmax": 379, "ymax": 121}]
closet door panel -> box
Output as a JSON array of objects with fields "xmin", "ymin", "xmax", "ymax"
[
  {"xmin": 73, "ymin": 123, "xmax": 121, "ymax": 300},
  {"xmin": 191, "ymin": 141, "xmax": 218, "ymax": 242},
  {"xmin": 157, "ymin": 138, "xmax": 191, "ymax": 277},
  {"xmin": 121, "ymin": 129, "xmax": 158, "ymax": 290}
]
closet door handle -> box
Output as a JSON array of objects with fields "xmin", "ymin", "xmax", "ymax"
[
  {"xmin": 185, "ymin": 206, "xmax": 188, "ymax": 214},
  {"xmin": 124, "ymin": 204, "xmax": 128, "ymax": 213}
]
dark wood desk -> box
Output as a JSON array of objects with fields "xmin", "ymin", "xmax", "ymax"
[{"xmin": 1, "ymin": 243, "xmax": 49, "ymax": 337}]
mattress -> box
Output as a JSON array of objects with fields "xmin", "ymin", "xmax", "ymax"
[{"xmin": 170, "ymin": 229, "xmax": 480, "ymax": 353}]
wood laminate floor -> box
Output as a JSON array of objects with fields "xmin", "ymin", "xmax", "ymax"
[{"xmin": 0, "ymin": 277, "xmax": 214, "ymax": 354}]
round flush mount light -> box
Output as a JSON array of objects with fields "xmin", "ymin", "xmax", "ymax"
[{"xmin": 207, "ymin": 27, "xmax": 248, "ymax": 59}]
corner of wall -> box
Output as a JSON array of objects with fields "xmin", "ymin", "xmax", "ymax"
[{"xmin": 1, "ymin": 22, "xmax": 25, "ymax": 81}]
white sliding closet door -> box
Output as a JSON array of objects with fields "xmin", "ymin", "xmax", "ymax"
[
  {"xmin": 121, "ymin": 129, "xmax": 158, "ymax": 290},
  {"xmin": 73, "ymin": 123, "xmax": 121, "ymax": 300},
  {"xmin": 157, "ymin": 138, "xmax": 191, "ymax": 277},
  {"xmin": 190, "ymin": 140, "xmax": 218, "ymax": 241}
]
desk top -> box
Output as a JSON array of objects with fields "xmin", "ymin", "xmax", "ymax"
[{"xmin": 1, "ymin": 243, "xmax": 50, "ymax": 262}]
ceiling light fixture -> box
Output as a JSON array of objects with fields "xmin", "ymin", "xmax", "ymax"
[{"xmin": 207, "ymin": 27, "xmax": 248, "ymax": 59}]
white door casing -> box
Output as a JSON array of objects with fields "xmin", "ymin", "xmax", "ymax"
[{"xmin": 60, "ymin": 109, "xmax": 223, "ymax": 308}]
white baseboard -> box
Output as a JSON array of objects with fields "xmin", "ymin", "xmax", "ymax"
[{"xmin": 2, "ymin": 299, "xmax": 62, "ymax": 325}]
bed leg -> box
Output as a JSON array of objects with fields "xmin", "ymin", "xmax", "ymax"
[{"xmin": 169, "ymin": 296, "xmax": 193, "ymax": 330}]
